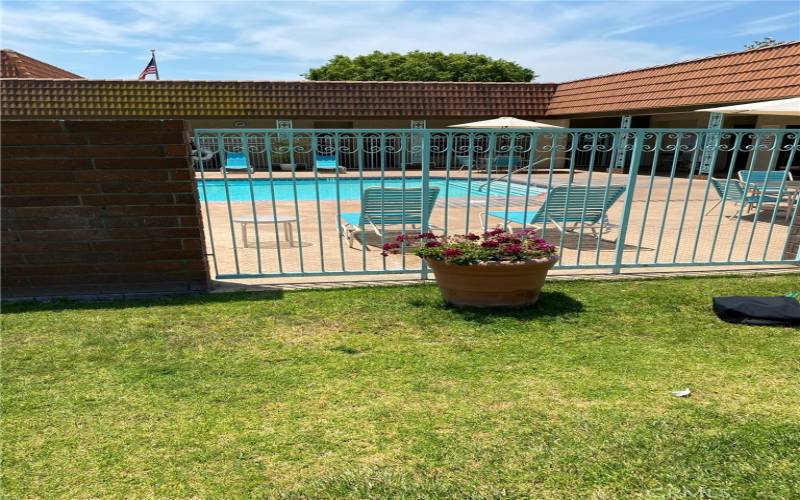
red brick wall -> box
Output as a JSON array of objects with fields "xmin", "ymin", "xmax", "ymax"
[{"xmin": 1, "ymin": 119, "xmax": 210, "ymax": 299}]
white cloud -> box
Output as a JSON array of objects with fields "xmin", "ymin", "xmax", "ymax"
[
  {"xmin": 0, "ymin": 0, "xmax": 788, "ymax": 81},
  {"xmin": 602, "ymin": 3, "xmax": 730, "ymax": 37},
  {"xmin": 522, "ymin": 39, "xmax": 698, "ymax": 82},
  {"xmin": 736, "ymin": 11, "xmax": 799, "ymax": 36}
]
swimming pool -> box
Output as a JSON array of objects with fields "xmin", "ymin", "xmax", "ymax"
[{"xmin": 197, "ymin": 177, "xmax": 545, "ymax": 202}]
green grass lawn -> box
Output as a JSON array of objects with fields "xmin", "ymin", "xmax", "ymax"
[{"xmin": 3, "ymin": 275, "xmax": 800, "ymax": 498}]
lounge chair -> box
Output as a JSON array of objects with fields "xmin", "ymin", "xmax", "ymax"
[
  {"xmin": 340, "ymin": 186, "xmax": 440, "ymax": 249},
  {"xmin": 738, "ymin": 169, "xmax": 793, "ymax": 196},
  {"xmin": 706, "ymin": 177, "xmax": 780, "ymax": 217},
  {"xmin": 483, "ymin": 185, "xmax": 626, "ymax": 237},
  {"xmin": 221, "ymin": 151, "xmax": 251, "ymax": 173},
  {"xmin": 492, "ymin": 156, "xmax": 522, "ymax": 171},
  {"xmin": 455, "ymin": 155, "xmax": 473, "ymax": 171},
  {"xmin": 315, "ymin": 155, "xmax": 347, "ymax": 174}
]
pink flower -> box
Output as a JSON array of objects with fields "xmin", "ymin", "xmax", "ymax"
[
  {"xmin": 481, "ymin": 240, "xmax": 500, "ymax": 248},
  {"xmin": 535, "ymin": 242, "xmax": 556, "ymax": 252},
  {"xmin": 484, "ymin": 227, "xmax": 505, "ymax": 237},
  {"xmin": 395, "ymin": 234, "xmax": 410, "ymax": 242},
  {"xmin": 503, "ymin": 244, "xmax": 523, "ymax": 254},
  {"xmin": 382, "ymin": 242, "xmax": 400, "ymax": 251},
  {"xmin": 425, "ymin": 241, "xmax": 442, "ymax": 248},
  {"xmin": 463, "ymin": 233, "xmax": 480, "ymax": 241},
  {"xmin": 442, "ymin": 248, "xmax": 463, "ymax": 257},
  {"xmin": 417, "ymin": 232, "xmax": 437, "ymax": 240}
]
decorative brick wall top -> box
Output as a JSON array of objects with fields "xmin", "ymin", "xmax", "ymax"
[
  {"xmin": 0, "ymin": 80, "xmax": 557, "ymax": 119},
  {"xmin": 1, "ymin": 119, "xmax": 210, "ymax": 299}
]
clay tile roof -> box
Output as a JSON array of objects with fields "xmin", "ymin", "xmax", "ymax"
[
  {"xmin": 546, "ymin": 41, "xmax": 800, "ymax": 116},
  {"xmin": 0, "ymin": 80, "xmax": 557, "ymax": 119},
  {"xmin": 1, "ymin": 49, "xmax": 83, "ymax": 79}
]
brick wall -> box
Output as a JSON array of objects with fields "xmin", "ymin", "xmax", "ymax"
[
  {"xmin": 1, "ymin": 119, "xmax": 210, "ymax": 299},
  {"xmin": 784, "ymin": 211, "xmax": 800, "ymax": 260}
]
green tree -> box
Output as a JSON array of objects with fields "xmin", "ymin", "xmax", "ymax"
[
  {"xmin": 744, "ymin": 37, "xmax": 784, "ymax": 49},
  {"xmin": 304, "ymin": 51, "xmax": 536, "ymax": 82}
]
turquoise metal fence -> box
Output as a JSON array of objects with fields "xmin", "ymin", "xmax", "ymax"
[{"xmin": 193, "ymin": 128, "xmax": 799, "ymax": 280}]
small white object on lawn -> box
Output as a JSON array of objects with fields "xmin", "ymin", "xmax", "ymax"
[{"xmin": 672, "ymin": 388, "xmax": 692, "ymax": 397}]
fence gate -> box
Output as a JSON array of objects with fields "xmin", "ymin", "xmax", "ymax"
[{"xmin": 193, "ymin": 128, "xmax": 799, "ymax": 280}]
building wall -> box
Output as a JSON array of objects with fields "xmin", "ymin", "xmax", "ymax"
[{"xmin": 1, "ymin": 119, "xmax": 210, "ymax": 299}]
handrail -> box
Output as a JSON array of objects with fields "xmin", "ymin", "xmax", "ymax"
[{"xmin": 476, "ymin": 157, "xmax": 571, "ymax": 192}]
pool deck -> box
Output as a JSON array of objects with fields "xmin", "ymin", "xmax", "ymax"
[{"xmin": 195, "ymin": 170, "xmax": 799, "ymax": 284}]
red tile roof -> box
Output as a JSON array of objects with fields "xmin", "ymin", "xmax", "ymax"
[
  {"xmin": 0, "ymin": 80, "xmax": 556, "ymax": 119},
  {"xmin": 1, "ymin": 49, "xmax": 82, "ymax": 79},
  {"xmin": 0, "ymin": 44, "xmax": 798, "ymax": 119},
  {"xmin": 546, "ymin": 41, "xmax": 800, "ymax": 116}
]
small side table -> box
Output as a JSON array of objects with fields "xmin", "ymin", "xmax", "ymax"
[{"xmin": 233, "ymin": 215, "xmax": 298, "ymax": 248}]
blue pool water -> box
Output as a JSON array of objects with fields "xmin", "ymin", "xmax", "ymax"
[{"xmin": 197, "ymin": 177, "xmax": 545, "ymax": 202}]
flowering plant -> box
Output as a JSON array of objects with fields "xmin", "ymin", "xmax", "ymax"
[{"xmin": 381, "ymin": 228, "xmax": 557, "ymax": 265}]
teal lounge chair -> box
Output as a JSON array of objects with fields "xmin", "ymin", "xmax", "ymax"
[
  {"xmin": 455, "ymin": 155, "xmax": 472, "ymax": 171},
  {"xmin": 706, "ymin": 178, "xmax": 780, "ymax": 217},
  {"xmin": 221, "ymin": 151, "xmax": 251, "ymax": 173},
  {"xmin": 315, "ymin": 155, "xmax": 347, "ymax": 174},
  {"xmin": 340, "ymin": 186, "xmax": 440, "ymax": 249},
  {"xmin": 484, "ymin": 185, "xmax": 626, "ymax": 237},
  {"xmin": 492, "ymin": 156, "xmax": 522, "ymax": 171},
  {"xmin": 738, "ymin": 169, "xmax": 793, "ymax": 196}
]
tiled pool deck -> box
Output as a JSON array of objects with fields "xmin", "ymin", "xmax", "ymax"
[{"xmin": 196, "ymin": 170, "xmax": 798, "ymax": 285}]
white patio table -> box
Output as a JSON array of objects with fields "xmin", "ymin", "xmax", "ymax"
[{"xmin": 232, "ymin": 215, "xmax": 298, "ymax": 248}]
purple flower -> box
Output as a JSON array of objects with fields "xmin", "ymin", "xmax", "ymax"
[
  {"xmin": 417, "ymin": 232, "xmax": 437, "ymax": 240},
  {"xmin": 442, "ymin": 248, "xmax": 463, "ymax": 257},
  {"xmin": 481, "ymin": 240, "xmax": 500, "ymax": 248},
  {"xmin": 503, "ymin": 244, "xmax": 523, "ymax": 255},
  {"xmin": 425, "ymin": 241, "xmax": 442, "ymax": 248},
  {"xmin": 395, "ymin": 234, "xmax": 410, "ymax": 242},
  {"xmin": 382, "ymin": 242, "xmax": 400, "ymax": 251}
]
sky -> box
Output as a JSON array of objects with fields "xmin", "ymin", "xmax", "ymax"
[{"xmin": 1, "ymin": 0, "xmax": 798, "ymax": 82}]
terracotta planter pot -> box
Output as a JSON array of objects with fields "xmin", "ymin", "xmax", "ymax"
[{"xmin": 426, "ymin": 256, "xmax": 559, "ymax": 308}]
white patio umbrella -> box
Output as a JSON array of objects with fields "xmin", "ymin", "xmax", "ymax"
[
  {"xmin": 448, "ymin": 116, "xmax": 562, "ymax": 128},
  {"xmin": 697, "ymin": 97, "xmax": 800, "ymax": 116}
]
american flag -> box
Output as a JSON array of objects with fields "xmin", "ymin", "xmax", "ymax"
[{"xmin": 138, "ymin": 54, "xmax": 159, "ymax": 80}]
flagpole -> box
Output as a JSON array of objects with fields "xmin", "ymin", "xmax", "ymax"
[{"xmin": 151, "ymin": 49, "xmax": 160, "ymax": 80}]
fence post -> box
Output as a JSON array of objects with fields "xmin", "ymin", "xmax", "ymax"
[
  {"xmin": 421, "ymin": 130, "xmax": 432, "ymax": 281},
  {"xmin": 611, "ymin": 115, "xmax": 632, "ymax": 172},
  {"xmin": 612, "ymin": 130, "xmax": 644, "ymax": 274}
]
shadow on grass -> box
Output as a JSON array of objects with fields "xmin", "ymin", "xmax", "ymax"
[
  {"xmin": 1, "ymin": 289, "xmax": 285, "ymax": 314},
  {"xmin": 409, "ymin": 291, "xmax": 583, "ymax": 322}
]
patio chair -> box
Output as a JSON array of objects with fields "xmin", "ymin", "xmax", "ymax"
[
  {"xmin": 738, "ymin": 169, "xmax": 793, "ymax": 196},
  {"xmin": 340, "ymin": 186, "xmax": 440, "ymax": 249},
  {"xmin": 483, "ymin": 185, "xmax": 626, "ymax": 238},
  {"xmin": 221, "ymin": 151, "xmax": 252, "ymax": 173},
  {"xmin": 492, "ymin": 156, "xmax": 522, "ymax": 171},
  {"xmin": 315, "ymin": 155, "xmax": 347, "ymax": 174},
  {"xmin": 706, "ymin": 177, "xmax": 780, "ymax": 217},
  {"xmin": 455, "ymin": 155, "xmax": 473, "ymax": 171}
]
